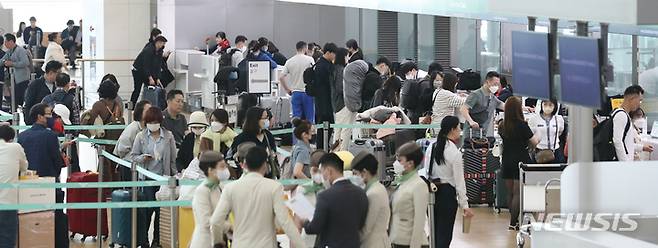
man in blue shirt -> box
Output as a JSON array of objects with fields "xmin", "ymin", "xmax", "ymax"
[{"xmin": 18, "ymin": 103, "xmax": 64, "ymax": 178}]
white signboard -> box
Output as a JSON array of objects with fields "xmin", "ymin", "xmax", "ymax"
[{"xmin": 248, "ymin": 61, "xmax": 271, "ymax": 94}]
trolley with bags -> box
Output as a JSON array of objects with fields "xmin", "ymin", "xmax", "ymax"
[{"xmin": 462, "ymin": 129, "xmax": 499, "ymax": 206}]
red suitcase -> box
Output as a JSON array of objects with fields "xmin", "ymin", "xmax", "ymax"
[{"xmin": 67, "ymin": 171, "xmax": 109, "ymax": 241}]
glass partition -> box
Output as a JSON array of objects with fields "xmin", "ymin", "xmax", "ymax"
[
  {"xmin": 417, "ymin": 14, "xmax": 435, "ymax": 70},
  {"xmin": 607, "ymin": 33, "xmax": 633, "ymax": 96},
  {"xmin": 479, "ymin": 20, "xmax": 501, "ymax": 77}
]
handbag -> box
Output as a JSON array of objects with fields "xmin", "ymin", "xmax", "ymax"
[
  {"xmin": 263, "ymin": 134, "xmax": 281, "ymax": 179},
  {"xmin": 533, "ymin": 117, "xmax": 559, "ymax": 164}
]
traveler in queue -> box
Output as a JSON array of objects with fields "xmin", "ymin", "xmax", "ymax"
[
  {"xmin": 461, "ymin": 71, "xmax": 504, "ymax": 141},
  {"xmin": 18, "ymin": 103, "xmax": 64, "ymax": 177},
  {"xmin": 421, "ymin": 116, "xmax": 475, "ymax": 248},
  {"xmin": 351, "ymin": 151, "xmax": 391, "ymax": 248},
  {"xmin": 130, "ymin": 35, "xmax": 167, "ymax": 106},
  {"xmin": 0, "ymin": 125, "xmax": 28, "ymax": 248},
  {"xmin": 177, "ymin": 111, "xmax": 209, "ymax": 172},
  {"xmin": 372, "ymin": 76, "xmax": 402, "ymax": 107},
  {"xmin": 613, "ymin": 85, "xmax": 653, "ymax": 161},
  {"xmin": 230, "ymin": 35, "xmax": 249, "ymax": 67},
  {"xmin": 24, "ymin": 60, "xmax": 64, "ymax": 125},
  {"xmin": 231, "ymin": 107, "xmax": 277, "ymax": 178},
  {"xmin": 210, "ymin": 146, "xmax": 305, "ymax": 248},
  {"xmin": 285, "ymin": 118, "xmax": 315, "ymax": 179},
  {"xmin": 280, "ymin": 41, "xmax": 315, "ymax": 123},
  {"xmin": 1, "ymin": 33, "xmax": 31, "ymax": 106},
  {"xmin": 130, "ymin": 106, "xmax": 177, "ymax": 248},
  {"xmin": 528, "ymin": 99, "xmax": 566, "ymax": 163},
  {"xmin": 314, "ymin": 43, "xmax": 338, "ymax": 150},
  {"xmin": 42, "ymin": 32, "xmax": 67, "ymax": 72},
  {"xmin": 390, "ymin": 142, "xmax": 429, "ymax": 248},
  {"xmin": 340, "ymin": 59, "xmax": 370, "ymax": 151},
  {"xmin": 330, "ymin": 47, "xmax": 349, "ymax": 147},
  {"xmin": 431, "ymin": 73, "xmax": 466, "ymax": 132},
  {"xmin": 375, "ymin": 56, "xmax": 392, "ymax": 81},
  {"xmin": 61, "ymin": 20, "xmax": 81, "ymax": 69},
  {"xmin": 114, "ymin": 100, "xmax": 151, "ymax": 180},
  {"xmin": 162, "ymin": 90, "xmax": 188, "ymax": 147},
  {"xmin": 201, "ymin": 109, "xmax": 237, "ymax": 156},
  {"xmin": 346, "ymin": 39, "xmax": 363, "ymax": 63},
  {"xmin": 190, "ymin": 151, "xmax": 231, "ymax": 248},
  {"xmin": 498, "ymin": 96, "xmax": 540, "ymax": 230},
  {"xmin": 296, "ymin": 152, "xmax": 369, "ymax": 248},
  {"xmin": 267, "ymin": 41, "xmax": 287, "ymax": 66}
]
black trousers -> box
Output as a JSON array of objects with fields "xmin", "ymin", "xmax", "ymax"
[
  {"xmin": 392, "ymin": 244, "xmax": 430, "ymax": 248},
  {"xmin": 433, "ymin": 184, "xmax": 459, "ymax": 248},
  {"xmin": 130, "ymin": 70, "xmax": 146, "ymax": 106}
]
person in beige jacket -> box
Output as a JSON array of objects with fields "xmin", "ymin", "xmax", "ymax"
[
  {"xmin": 209, "ymin": 146, "xmax": 304, "ymax": 248},
  {"xmin": 190, "ymin": 151, "xmax": 231, "ymax": 248},
  {"xmin": 351, "ymin": 151, "xmax": 391, "ymax": 248},
  {"xmin": 390, "ymin": 142, "xmax": 430, "ymax": 248}
]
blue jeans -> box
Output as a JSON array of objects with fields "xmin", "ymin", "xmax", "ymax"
[
  {"xmin": 291, "ymin": 91, "xmax": 315, "ymax": 124},
  {"xmin": 0, "ymin": 210, "xmax": 18, "ymax": 248}
]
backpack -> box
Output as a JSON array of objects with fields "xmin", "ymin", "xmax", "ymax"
[
  {"xmin": 417, "ymin": 79, "xmax": 435, "ymax": 114},
  {"xmin": 42, "ymin": 92, "xmax": 67, "ymax": 108},
  {"xmin": 400, "ymin": 79, "xmax": 422, "ymax": 110},
  {"xmin": 456, "ymin": 69, "xmax": 481, "ymax": 91},
  {"xmin": 303, "ymin": 64, "xmax": 318, "ymax": 97},
  {"xmin": 218, "ymin": 48, "xmax": 240, "ymax": 68},
  {"xmin": 593, "ymin": 109, "xmax": 631, "ymax": 161}
]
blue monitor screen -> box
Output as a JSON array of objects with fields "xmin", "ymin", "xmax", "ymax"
[
  {"xmin": 511, "ymin": 31, "xmax": 551, "ymax": 100},
  {"xmin": 559, "ymin": 36, "xmax": 602, "ymax": 108}
]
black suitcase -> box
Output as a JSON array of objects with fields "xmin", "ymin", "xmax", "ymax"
[
  {"xmin": 110, "ymin": 189, "xmax": 150, "ymax": 247},
  {"xmin": 463, "ymin": 146, "xmax": 500, "ymax": 206},
  {"xmin": 494, "ymin": 168, "xmax": 508, "ymax": 213}
]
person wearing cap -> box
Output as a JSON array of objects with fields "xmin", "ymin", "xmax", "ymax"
[
  {"xmin": 42, "ymin": 73, "xmax": 78, "ymax": 123},
  {"xmin": 177, "ymin": 111, "xmax": 209, "ymax": 172},
  {"xmin": 61, "ymin": 20, "xmax": 81, "ymax": 69},
  {"xmin": 351, "ymin": 151, "xmax": 391, "ymax": 248},
  {"xmin": 23, "ymin": 16, "xmax": 43, "ymax": 48},
  {"xmin": 131, "ymin": 35, "xmax": 168, "ymax": 106},
  {"xmin": 190, "ymin": 151, "xmax": 231, "ymax": 248},
  {"xmin": 231, "ymin": 141, "xmax": 257, "ymax": 177}
]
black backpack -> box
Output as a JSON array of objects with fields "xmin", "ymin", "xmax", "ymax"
[
  {"xmin": 218, "ymin": 48, "xmax": 241, "ymax": 68},
  {"xmin": 593, "ymin": 109, "xmax": 631, "ymax": 161},
  {"xmin": 457, "ymin": 69, "xmax": 482, "ymax": 91},
  {"xmin": 400, "ymin": 79, "xmax": 421, "ymax": 110},
  {"xmin": 303, "ymin": 64, "xmax": 318, "ymax": 97}
]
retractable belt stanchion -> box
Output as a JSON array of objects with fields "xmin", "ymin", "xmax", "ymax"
[
  {"xmin": 65, "ymin": 133, "xmax": 73, "ymax": 177},
  {"xmin": 169, "ymin": 177, "xmax": 179, "ymax": 248},
  {"xmin": 81, "ymin": 61, "xmax": 85, "ymax": 109},
  {"xmin": 9, "ymin": 68, "xmax": 19, "ymax": 130},
  {"xmin": 323, "ymin": 121, "xmax": 329, "ymax": 152},
  {"xmin": 96, "ymin": 145, "xmax": 105, "ymax": 248},
  {"xmin": 131, "ymin": 161, "xmax": 138, "ymax": 248},
  {"xmin": 428, "ymin": 183, "xmax": 438, "ymax": 248}
]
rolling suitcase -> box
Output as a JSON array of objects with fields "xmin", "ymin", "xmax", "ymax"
[
  {"xmin": 348, "ymin": 139, "xmax": 394, "ymax": 186},
  {"xmin": 494, "ymin": 168, "xmax": 507, "ymax": 213},
  {"xmin": 260, "ymin": 96, "xmax": 292, "ymax": 129},
  {"xmin": 67, "ymin": 171, "xmax": 109, "ymax": 241},
  {"xmin": 462, "ymin": 130, "xmax": 499, "ymax": 206},
  {"xmin": 142, "ymin": 85, "xmax": 166, "ymax": 110},
  {"xmin": 110, "ymin": 189, "xmax": 150, "ymax": 248}
]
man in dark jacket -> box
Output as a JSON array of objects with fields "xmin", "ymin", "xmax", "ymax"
[
  {"xmin": 314, "ymin": 43, "xmax": 337, "ymax": 150},
  {"xmin": 131, "ymin": 35, "xmax": 167, "ymax": 105},
  {"xmin": 18, "ymin": 103, "xmax": 64, "ymax": 177},
  {"xmin": 24, "ymin": 61, "xmax": 63, "ymax": 125},
  {"xmin": 61, "ymin": 20, "xmax": 80, "ymax": 69},
  {"xmin": 42, "ymin": 72, "xmax": 78, "ymax": 123},
  {"xmin": 23, "ymin": 17, "xmax": 43, "ymax": 49},
  {"xmin": 346, "ymin": 39, "xmax": 364, "ymax": 63},
  {"xmin": 298, "ymin": 153, "xmax": 368, "ymax": 248}
]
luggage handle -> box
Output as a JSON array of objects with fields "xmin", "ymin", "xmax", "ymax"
[{"xmin": 354, "ymin": 139, "xmax": 366, "ymax": 146}]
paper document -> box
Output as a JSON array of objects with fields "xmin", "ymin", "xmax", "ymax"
[{"xmin": 285, "ymin": 190, "xmax": 315, "ymax": 221}]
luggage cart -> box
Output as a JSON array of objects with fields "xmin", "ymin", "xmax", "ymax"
[{"xmin": 516, "ymin": 163, "xmax": 566, "ymax": 248}]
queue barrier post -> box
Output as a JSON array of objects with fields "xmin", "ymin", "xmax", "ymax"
[
  {"xmin": 9, "ymin": 68, "xmax": 19, "ymax": 129},
  {"xmin": 131, "ymin": 161, "xmax": 138, "ymax": 248},
  {"xmin": 95, "ymin": 144, "xmax": 105, "ymax": 248},
  {"xmin": 323, "ymin": 121, "xmax": 329, "ymax": 152},
  {"xmin": 427, "ymin": 183, "xmax": 438, "ymax": 248},
  {"xmin": 65, "ymin": 133, "xmax": 73, "ymax": 177},
  {"xmin": 168, "ymin": 177, "xmax": 179, "ymax": 248}
]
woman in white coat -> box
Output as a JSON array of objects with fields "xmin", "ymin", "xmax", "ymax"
[
  {"xmin": 190, "ymin": 151, "xmax": 231, "ymax": 248},
  {"xmin": 42, "ymin": 32, "xmax": 68, "ymax": 72}
]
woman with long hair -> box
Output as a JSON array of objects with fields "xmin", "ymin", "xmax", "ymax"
[
  {"xmin": 431, "ymin": 73, "xmax": 466, "ymax": 129},
  {"xmin": 16, "ymin": 22, "xmax": 26, "ymax": 46},
  {"xmin": 372, "ymin": 76, "xmax": 402, "ymax": 107},
  {"xmin": 498, "ymin": 97, "xmax": 540, "ymax": 230},
  {"xmin": 422, "ymin": 116, "xmax": 474, "ymax": 248},
  {"xmin": 230, "ymin": 106, "xmax": 277, "ymax": 178}
]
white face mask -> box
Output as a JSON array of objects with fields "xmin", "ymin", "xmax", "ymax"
[
  {"xmin": 263, "ymin": 119, "xmax": 270, "ymax": 130},
  {"xmin": 348, "ymin": 175, "xmax": 365, "ymax": 189},
  {"xmin": 312, "ymin": 173, "xmax": 323, "ymax": 184},
  {"xmin": 146, "ymin": 123, "xmax": 160, "ymax": 132},
  {"xmin": 210, "ymin": 121, "xmax": 224, "ymax": 133},
  {"xmin": 489, "ymin": 85, "xmax": 500, "ymax": 94},
  {"xmin": 393, "ymin": 160, "xmax": 405, "ymax": 175},
  {"xmin": 543, "ymin": 106, "xmax": 555, "ymax": 115},
  {"xmin": 216, "ymin": 168, "xmax": 230, "ymax": 181},
  {"xmin": 191, "ymin": 127, "xmax": 206, "ymax": 136}
]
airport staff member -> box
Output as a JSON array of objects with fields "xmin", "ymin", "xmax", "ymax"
[
  {"xmin": 613, "ymin": 85, "xmax": 654, "ymax": 161},
  {"xmin": 351, "ymin": 151, "xmax": 391, "ymax": 248},
  {"xmin": 190, "ymin": 151, "xmax": 231, "ymax": 248},
  {"xmin": 210, "ymin": 146, "xmax": 305, "ymax": 248},
  {"xmin": 420, "ymin": 116, "xmax": 475, "ymax": 248},
  {"xmin": 297, "ymin": 153, "xmax": 369, "ymax": 248},
  {"xmin": 391, "ymin": 142, "xmax": 429, "ymax": 248}
]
